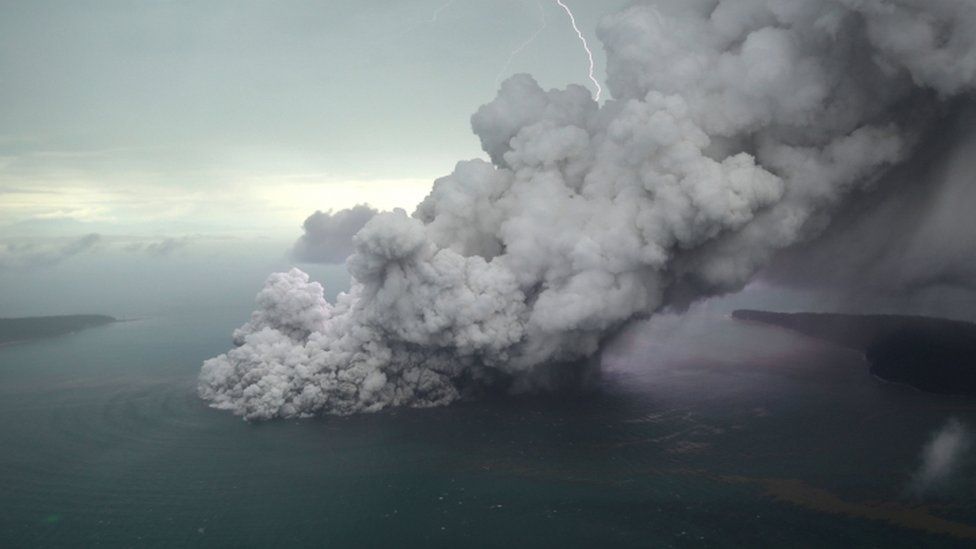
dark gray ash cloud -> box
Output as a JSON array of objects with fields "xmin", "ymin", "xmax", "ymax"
[
  {"xmin": 291, "ymin": 205, "xmax": 378, "ymax": 264},
  {"xmin": 763, "ymin": 104, "xmax": 976, "ymax": 299},
  {"xmin": 200, "ymin": 0, "xmax": 976, "ymax": 420}
]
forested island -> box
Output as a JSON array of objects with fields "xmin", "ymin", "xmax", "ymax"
[
  {"xmin": 733, "ymin": 310, "xmax": 976, "ymax": 395},
  {"xmin": 0, "ymin": 315, "xmax": 117, "ymax": 345}
]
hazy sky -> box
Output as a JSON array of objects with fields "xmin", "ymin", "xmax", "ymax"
[{"xmin": 0, "ymin": 0, "xmax": 627, "ymax": 235}]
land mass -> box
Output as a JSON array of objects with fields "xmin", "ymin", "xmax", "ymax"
[
  {"xmin": 732, "ymin": 310, "xmax": 976, "ymax": 395},
  {"xmin": 0, "ymin": 315, "xmax": 117, "ymax": 345}
]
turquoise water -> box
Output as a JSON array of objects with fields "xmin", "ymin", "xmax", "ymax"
[{"xmin": 2, "ymin": 310, "xmax": 976, "ymax": 547}]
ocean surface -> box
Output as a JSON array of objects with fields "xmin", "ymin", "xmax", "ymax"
[{"xmin": 2, "ymin": 307, "xmax": 976, "ymax": 547}]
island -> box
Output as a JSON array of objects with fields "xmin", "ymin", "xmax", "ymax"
[
  {"xmin": 732, "ymin": 310, "xmax": 976, "ymax": 395},
  {"xmin": 0, "ymin": 315, "xmax": 117, "ymax": 346}
]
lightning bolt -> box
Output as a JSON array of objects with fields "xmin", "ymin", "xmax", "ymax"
[
  {"xmin": 555, "ymin": 0, "xmax": 603, "ymax": 101},
  {"xmin": 495, "ymin": 1, "xmax": 548, "ymax": 84},
  {"xmin": 430, "ymin": 0, "xmax": 456, "ymax": 23}
]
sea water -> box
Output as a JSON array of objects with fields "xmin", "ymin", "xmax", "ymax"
[{"xmin": 2, "ymin": 306, "xmax": 976, "ymax": 547}]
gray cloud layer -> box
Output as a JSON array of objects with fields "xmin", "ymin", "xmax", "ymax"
[
  {"xmin": 1, "ymin": 233, "xmax": 204, "ymax": 269},
  {"xmin": 201, "ymin": 0, "xmax": 976, "ymax": 419},
  {"xmin": 0, "ymin": 233, "xmax": 101, "ymax": 270},
  {"xmin": 122, "ymin": 236, "xmax": 195, "ymax": 257}
]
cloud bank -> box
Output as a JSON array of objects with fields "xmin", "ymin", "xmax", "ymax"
[
  {"xmin": 123, "ymin": 236, "xmax": 194, "ymax": 257},
  {"xmin": 0, "ymin": 233, "xmax": 101, "ymax": 270},
  {"xmin": 201, "ymin": 0, "xmax": 976, "ymax": 419}
]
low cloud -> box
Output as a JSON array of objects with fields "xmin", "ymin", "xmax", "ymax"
[
  {"xmin": 125, "ymin": 236, "xmax": 193, "ymax": 257},
  {"xmin": 0, "ymin": 233, "xmax": 101, "ymax": 269},
  {"xmin": 0, "ymin": 186, "xmax": 60, "ymax": 195},
  {"xmin": 291, "ymin": 204, "xmax": 378, "ymax": 264},
  {"xmin": 0, "ymin": 233, "xmax": 201, "ymax": 268}
]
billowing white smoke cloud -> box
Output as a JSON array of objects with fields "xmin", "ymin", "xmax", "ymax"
[
  {"xmin": 910, "ymin": 418, "xmax": 971, "ymax": 495},
  {"xmin": 291, "ymin": 204, "xmax": 379, "ymax": 264},
  {"xmin": 201, "ymin": 0, "xmax": 976, "ymax": 419}
]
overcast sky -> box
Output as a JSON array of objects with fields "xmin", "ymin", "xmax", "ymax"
[{"xmin": 0, "ymin": 0, "xmax": 627, "ymax": 235}]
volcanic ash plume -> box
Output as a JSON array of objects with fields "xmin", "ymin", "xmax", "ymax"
[
  {"xmin": 200, "ymin": 0, "xmax": 976, "ymax": 419},
  {"xmin": 291, "ymin": 205, "xmax": 378, "ymax": 264}
]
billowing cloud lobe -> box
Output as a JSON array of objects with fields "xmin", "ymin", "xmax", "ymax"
[{"xmin": 291, "ymin": 204, "xmax": 379, "ymax": 264}]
